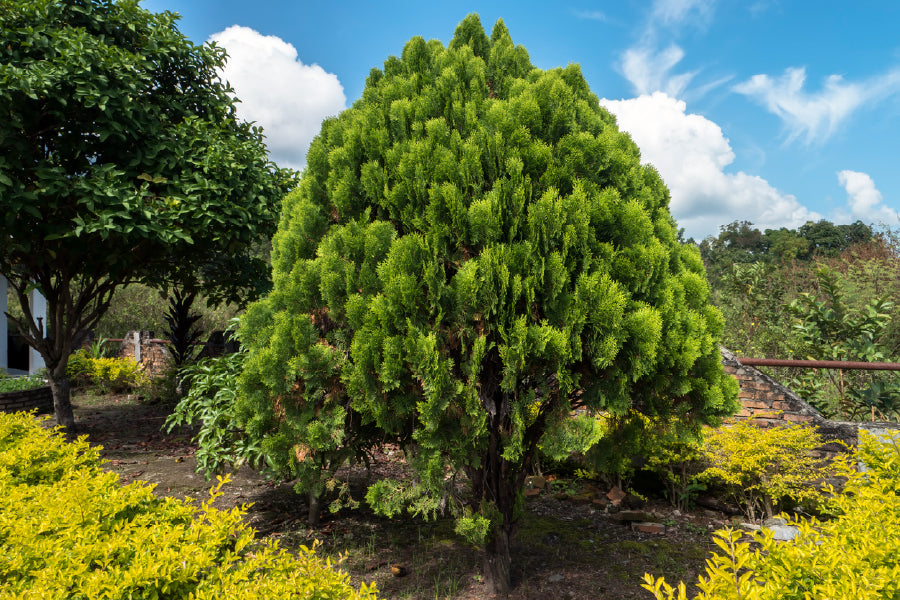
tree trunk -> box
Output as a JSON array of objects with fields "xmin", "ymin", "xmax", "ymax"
[
  {"xmin": 308, "ymin": 489, "xmax": 323, "ymax": 526},
  {"xmin": 483, "ymin": 526, "xmax": 512, "ymax": 595},
  {"xmin": 48, "ymin": 363, "xmax": 76, "ymax": 435}
]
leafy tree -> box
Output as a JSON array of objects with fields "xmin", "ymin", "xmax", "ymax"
[
  {"xmin": 788, "ymin": 267, "xmax": 900, "ymax": 419},
  {"xmin": 699, "ymin": 220, "xmax": 766, "ymax": 285},
  {"xmin": 763, "ymin": 227, "xmax": 809, "ymax": 262},
  {"xmin": 700, "ymin": 220, "xmax": 875, "ymax": 283},
  {"xmin": 0, "ymin": 0, "xmax": 296, "ymax": 431},
  {"xmin": 799, "ymin": 219, "xmax": 873, "ymax": 255},
  {"xmin": 238, "ymin": 15, "xmax": 737, "ymax": 593}
]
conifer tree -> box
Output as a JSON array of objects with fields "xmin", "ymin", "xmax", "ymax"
[{"xmin": 238, "ymin": 15, "xmax": 738, "ymax": 593}]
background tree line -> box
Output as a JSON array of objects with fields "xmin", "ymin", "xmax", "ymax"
[{"xmin": 698, "ymin": 219, "xmax": 900, "ymax": 421}]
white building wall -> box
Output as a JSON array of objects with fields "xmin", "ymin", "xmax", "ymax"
[{"xmin": 29, "ymin": 289, "xmax": 46, "ymax": 374}]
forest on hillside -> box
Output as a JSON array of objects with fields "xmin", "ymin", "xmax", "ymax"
[{"xmin": 699, "ymin": 219, "xmax": 900, "ymax": 421}]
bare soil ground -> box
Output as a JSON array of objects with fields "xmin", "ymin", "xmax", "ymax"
[{"xmin": 68, "ymin": 391, "xmax": 729, "ymax": 600}]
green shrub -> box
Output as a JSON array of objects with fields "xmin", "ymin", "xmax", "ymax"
[
  {"xmin": 0, "ymin": 373, "xmax": 47, "ymax": 393},
  {"xmin": 566, "ymin": 411, "xmax": 706, "ymax": 506},
  {"xmin": 787, "ymin": 266, "xmax": 900, "ymax": 420},
  {"xmin": 66, "ymin": 348, "xmax": 95, "ymax": 388},
  {"xmin": 88, "ymin": 336, "xmax": 113, "ymax": 359},
  {"xmin": 644, "ymin": 430, "xmax": 900, "ymax": 600},
  {"xmin": 165, "ymin": 345, "xmax": 265, "ymax": 478},
  {"xmin": 137, "ymin": 365, "xmax": 180, "ymax": 404},
  {"xmin": 0, "ymin": 411, "xmax": 379, "ymax": 600},
  {"xmin": 580, "ymin": 412, "xmax": 652, "ymax": 490},
  {"xmin": 697, "ymin": 420, "xmax": 832, "ymax": 522},
  {"xmin": 640, "ymin": 420, "xmax": 707, "ymax": 512}
]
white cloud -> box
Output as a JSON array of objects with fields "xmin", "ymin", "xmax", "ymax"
[
  {"xmin": 621, "ymin": 44, "xmax": 697, "ymax": 97},
  {"xmin": 209, "ymin": 25, "xmax": 347, "ymax": 170},
  {"xmin": 600, "ymin": 92, "xmax": 821, "ymax": 239},
  {"xmin": 620, "ymin": 0, "xmax": 721, "ymax": 99},
  {"xmin": 734, "ymin": 67, "xmax": 900, "ymax": 144},
  {"xmin": 573, "ymin": 9, "xmax": 609, "ymax": 22},
  {"xmin": 650, "ymin": 0, "xmax": 715, "ymax": 27},
  {"xmin": 835, "ymin": 170, "xmax": 900, "ymax": 226}
]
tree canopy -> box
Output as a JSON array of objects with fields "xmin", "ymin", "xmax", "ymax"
[
  {"xmin": 237, "ymin": 14, "xmax": 737, "ymax": 593},
  {"xmin": 0, "ymin": 0, "xmax": 296, "ymax": 429},
  {"xmin": 699, "ymin": 219, "xmax": 875, "ymax": 284}
]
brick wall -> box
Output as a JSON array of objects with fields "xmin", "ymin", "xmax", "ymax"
[
  {"xmin": 720, "ymin": 347, "xmax": 867, "ymax": 456},
  {"xmin": 721, "ymin": 347, "xmax": 822, "ymax": 427}
]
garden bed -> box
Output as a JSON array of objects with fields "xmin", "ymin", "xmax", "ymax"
[{"xmin": 0, "ymin": 380, "xmax": 52, "ymax": 414}]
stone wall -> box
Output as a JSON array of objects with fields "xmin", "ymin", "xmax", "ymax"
[{"xmin": 0, "ymin": 386, "xmax": 53, "ymax": 414}]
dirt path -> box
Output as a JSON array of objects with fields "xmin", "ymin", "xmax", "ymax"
[
  {"xmin": 71, "ymin": 392, "xmax": 301, "ymax": 534},
  {"xmin": 69, "ymin": 392, "xmax": 722, "ymax": 600}
]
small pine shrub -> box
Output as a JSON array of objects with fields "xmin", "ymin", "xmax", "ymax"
[
  {"xmin": 644, "ymin": 430, "xmax": 900, "ymax": 600},
  {"xmin": 0, "ymin": 411, "xmax": 379, "ymax": 600}
]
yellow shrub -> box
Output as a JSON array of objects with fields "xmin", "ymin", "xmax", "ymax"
[
  {"xmin": 0, "ymin": 411, "xmax": 379, "ymax": 600},
  {"xmin": 90, "ymin": 356, "xmax": 147, "ymax": 393},
  {"xmin": 65, "ymin": 350, "xmax": 147, "ymax": 393},
  {"xmin": 698, "ymin": 420, "xmax": 830, "ymax": 522},
  {"xmin": 644, "ymin": 431, "xmax": 900, "ymax": 600}
]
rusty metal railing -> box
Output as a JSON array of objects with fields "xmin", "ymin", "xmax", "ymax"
[{"xmin": 737, "ymin": 358, "xmax": 900, "ymax": 371}]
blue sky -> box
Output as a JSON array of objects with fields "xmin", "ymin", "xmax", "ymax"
[{"xmin": 143, "ymin": 0, "xmax": 900, "ymax": 240}]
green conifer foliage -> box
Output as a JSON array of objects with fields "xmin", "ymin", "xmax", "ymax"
[{"xmin": 238, "ymin": 15, "xmax": 738, "ymax": 593}]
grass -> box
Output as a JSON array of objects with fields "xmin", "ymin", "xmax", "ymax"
[{"xmin": 71, "ymin": 389, "xmax": 123, "ymax": 407}]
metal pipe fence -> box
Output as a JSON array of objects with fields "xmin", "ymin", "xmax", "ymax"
[{"xmin": 738, "ymin": 358, "xmax": 900, "ymax": 371}]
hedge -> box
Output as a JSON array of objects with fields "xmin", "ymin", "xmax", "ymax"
[
  {"xmin": 0, "ymin": 411, "xmax": 379, "ymax": 599},
  {"xmin": 644, "ymin": 429, "xmax": 900, "ymax": 599}
]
